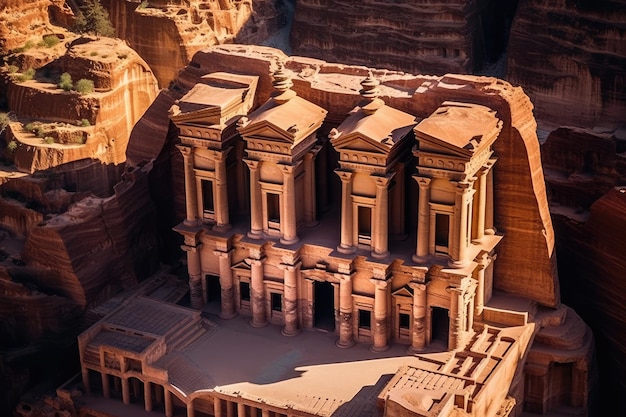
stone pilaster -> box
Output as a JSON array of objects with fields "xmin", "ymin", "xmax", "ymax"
[
  {"xmin": 182, "ymin": 235, "xmax": 204, "ymax": 309},
  {"xmin": 164, "ymin": 388, "xmax": 173, "ymax": 417},
  {"xmin": 370, "ymin": 277, "xmax": 390, "ymax": 352},
  {"xmin": 371, "ymin": 173, "xmax": 394, "ymax": 259},
  {"xmin": 177, "ymin": 145, "xmax": 199, "ymax": 226},
  {"xmin": 336, "ymin": 273, "xmax": 355, "ymax": 348},
  {"xmin": 413, "ymin": 176, "xmax": 431, "ymax": 262},
  {"xmin": 121, "ymin": 377, "xmax": 130, "ymax": 405},
  {"xmin": 408, "ymin": 282, "xmax": 428, "ymax": 352},
  {"xmin": 279, "ymin": 162, "xmax": 301, "ymax": 245},
  {"xmin": 474, "ymin": 165, "xmax": 488, "ymax": 242},
  {"xmin": 281, "ymin": 261, "xmax": 301, "ymax": 336},
  {"xmin": 213, "ymin": 147, "xmax": 232, "ymax": 232},
  {"xmin": 449, "ymin": 180, "xmax": 474, "ymax": 268},
  {"xmin": 448, "ymin": 286, "xmax": 464, "ymax": 350},
  {"xmin": 144, "ymin": 381, "xmax": 152, "ymax": 412},
  {"xmin": 214, "ymin": 398, "xmax": 222, "ymax": 417},
  {"xmin": 249, "ymin": 252, "xmax": 268, "ymax": 327},
  {"xmin": 485, "ymin": 159, "xmax": 497, "ymax": 235},
  {"xmin": 244, "ymin": 159, "xmax": 263, "ymax": 238},
  {"xmin": 81, "ymin": 368, "xmax": 90, "ymax": 395},
  {"xmin": 336, "ymin": 169, "xmax": 355, "ymax": 253},
  {"xmin": 215, "ymin": 249, "xmax": 237, "ymax": 319},
  {"xmin": 187, "ymin": 399, "xmax": 195, "ymax": 417},
  {"xmin": 101, "ymin": 373, "xmax": 110, "ymax": 399}
]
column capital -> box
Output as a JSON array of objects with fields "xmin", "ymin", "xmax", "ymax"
[
  {"xmin": 408, "ymin": 281, "xmax": 427, "ymax": 292},
  {"xmin": 334, "ymin": 272, "xmax": 354, "ymax": 282},
  {"xmin": 454, "ymin": 179, "xmax": 474, "ymax": 193},
  {"xmin": 248, "ymin": 257, "xmax": 265, "ymax": 267},
  {"xmin": 248, "ymin": 247, "xmax": 264, "ymax": 261},
  {"xmin": 213, "ymin": 248, "xmax": 233, "ymax": 258},
  {"xmin": 446, "ymin": 285, "xmax": 463, "ymax": 295},
  {"xmin": 176, "ymin": 144, "xmax": 193, "ymax": 157},
  {"xmin": 280, "ymin": 261, "xmax": 302, "ymax": 271},
  {"xmin": 335, "ymin": 169, "xmax": 354, "ymax": 182},
  {"xmin": 413, "ymin": 175, "xmax": 432, "ymax": 189},
  {"xmin": 371, "ymin": 172, "xmax": 395, "ymax": 188},
  {"xmin": 370, "ymin": 278, "xmax": 390, "ymax": 289},
  {"xmin": 243, "ymin": 158, "xmax": 261, "ymax": 170},
  {"xmin": 210, "ymin": 147, "xmax": 232, "ymax": 160},
  {"xmin": 279, "ymin": 160, "xmax": 303, "ymax": 174},
  {"xmin": 305, "ymin": 144, "xmax": 323, "ymax": 160}
]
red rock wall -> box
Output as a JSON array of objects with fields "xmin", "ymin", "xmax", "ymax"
[
  {"xmin": 290, "ymin": 0, "xmax": 487, "ymax": 75},
  {"xmin": 507, "ymin": 0, "xmax": 626, "ymax": 128}
]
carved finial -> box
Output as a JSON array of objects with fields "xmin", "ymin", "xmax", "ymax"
[
  {"xmin": 359, "ymin": 71, "xmax": 384, "ymax": 115},
  {"xmin": 272, "ymin": 60, "xmax": 297, "ymax": 103},
  {"xmin": 328, "ymin": 128, "xmax": 341, "ymax": 141}
]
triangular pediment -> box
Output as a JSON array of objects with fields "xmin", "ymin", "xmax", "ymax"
[
  {"xmin": 392, "ymin": 285, "xmax": 414, "ymax": 298},
  {"xmin": 239, "ymin": 120, "xmax": 295, "ymax": 143},
  {"xmin": 332, "ymin": 133, "xmax": 391, "ymax": 155},
  {"xmin": 231, "ymin": 260, "xmax": 251, "ymax": 271},
  {"xmin": 416, "ymin": 133, "xmax": 474, "ymax": 159}
]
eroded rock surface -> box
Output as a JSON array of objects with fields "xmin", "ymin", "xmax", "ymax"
[
  {"xmin": 507, "ymin": 0, "xmax": 626, "ymax": 128},
  {"xmin": 105, "ymin": 0, "xmax": 283, "ymax": 86}
]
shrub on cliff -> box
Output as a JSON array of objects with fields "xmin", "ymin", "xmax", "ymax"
[
  {"xmin": 73, "ymin": 0, "xmax": 115, "ymax": 38},
  {"xmin": 75, "ymin": 79, "xmax": 95, "ymax": 95},
  {"xmin": 6, "ymin": 140, "xmax": 18, "ymax": 154},
  {"xmin": 15, "ymin": 68, "xmax": 35, "ymax": 82},
  {"xmin": 58, "ymin": 73, "xmax": 73, "ymax": 91}
]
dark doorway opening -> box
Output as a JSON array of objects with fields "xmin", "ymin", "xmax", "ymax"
[
  {"xmin": 206, "ymin": 274, "xmax": 221, "ymax": 304},
  {"xmin": 314, "ymin": 281, "xmax": 335, "ymax": 331},
  {"xmin": 431, "ymin": 306, "xmax": 450, "ymax": 347}
]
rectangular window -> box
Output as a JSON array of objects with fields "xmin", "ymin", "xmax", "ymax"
[
  {"xmin": 240, "ymin": 281, "xmax": 250, "ymax": 301},
  {"xmin": 358, "ymin": 206, "xmax": 372, "ymax": 244},
  {"xmin": 201, "ymin": 179, "xmax": 214, "ymax": 215},
  {"xmin": 271, "ymin": 292, "xmax": 282, "ymax": 312},
  {"xmin": 399, "ymin": 313, "xmax": 410, "ymax": 330},
  {"xmin": 267, "ymin": 193, "xmax": 280, "ymax": 223},
  {"xmin": 435, "ymin": 213, "xmax": 450, "ymax": 251},
  {"xmin": 358, "ymin": 309, "xmax": 371, "ymax": 330}
]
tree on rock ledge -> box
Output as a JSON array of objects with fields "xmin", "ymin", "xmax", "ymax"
[{"xmin": 73, "ymin": 0, "xmax": 115, "ymax": 38}]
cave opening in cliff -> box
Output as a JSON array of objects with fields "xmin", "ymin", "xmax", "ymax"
[{"xmin": 479, "ymin": 0, "xmax": 520, "ymax": 65}]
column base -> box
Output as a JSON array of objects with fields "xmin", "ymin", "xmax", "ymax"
[
  {"xmin": 184, "ymin": 219, "xmax": 200, "ymax": 227},
  {"xmin": 412, "ymin": 254, "xmax": 429, "ymax": 264},
  {"xmin": 337, "ymin": 244, "xmax": 357, "ymax": 254},
  {"xmin": 406, "ymin": 345, "xmax": 426, "ymax": 355},
  {"xmin": 281, "ymin": 327, "xmax": 301, "ymax": 337},
  {"xmin": 370, "ymin": 344, "xmax": 390, "ymax": 353},
  {"xmin": 336, "ymin": 339, "xmax": 356, "ymax": 349},
  {"xmin": 213, "ymin": 223, "xmax": 232, "ymax": 233},
  {"xmin": 280, "ymin": 236, "xmax": 300, "ymax": 246},
  {"xmin": 248, "ymin": 230, "xmax": 263, "ymax": 239},
  {"xmin": 485, "ymin": 227, "xmax": 497, "ymax": 235},
  {"xmin": 219, "ymin": 310, "xmax": 238, "ymax": 320},
  {"xmin": 371, "ymin": 250, "xmax": 390, "ymax": 260},
  {"xmin": 448, "ymin": 258, "xmax": 471, "ymax": 269},
  {"xmin": 250, "ymin": 319, "xmax": 269, "ymax": 328}
]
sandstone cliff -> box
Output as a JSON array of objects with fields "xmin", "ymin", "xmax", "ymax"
[
  {"xmin": 2, "ymin": 36, "xmax": 159, "ymax": 173},
  {"xmin": 105, "ymin": 0, "xmax": 283, "ymax": 87},
  {"xmin": 290, "ymin": 0, "xmax": 500, "ymax": 75},
  {"xmin": 507, "ymin": 0, "xmax": 626, "ymax": 128}
]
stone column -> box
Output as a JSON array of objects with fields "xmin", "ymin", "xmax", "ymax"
[
  {"xmin": 449, "ymin": 181, "xmax": 473, "ymax": 268},
  {"xmin": 215, "ymin": 249, "xmax": 237, "ymax": 319},
  {"xmin": 177, "ymin": 145, "xmax": 199, "ymax": 226},
  {"xmin": 183, "ymin": 235, "xmax": 204, "ymax": 309},
  {"xmin": 164, "ymin": 388, "xmax": 173, "ymax": 417},
  {"xmin": 213, "ymin": 148, "xmax": 232, "ymax": 232},
  {"xmin": 144, "ymin": 382, "xmax": 152, "ymax": 412},
  {"xmin": 226, "ymin": 400, "xmax": 235, "ymax": 417},
  {"xmin": 281, "ymin": 261, "xmax": 301, "ymax": 336},
  {"xmin": 101, "ymin": 373, "xmax": 110, "ymax": 399},
  {"xmin": 474, "ymin": 252, "xmax": 489, "ymax": 316},
  {"xmin": 372, "ymin": 173, "xmax": 394, "ymax": 259},
  {"xmin": 121, "ymin": 377, "xmax": 130, "ymax": 405},
  {"xmin": 371, "ymin": 278, "xmax": 390, "ymax": 352},
  {"xmin": 187, "ymin": 399, "xmax": 195, "ymax": 417},
  {"xmin": 214, "ymin": 397, "xmax": 222, "ymax": 417},
  {"xmin": 448, "ymin": 287, "xmax": 464, "ymax": 350},
  {"xmin": 474, "ymin": 166, "xmax": 488, "ymax": 242},
  {"xmin": 262, "ymin": 409, "xmax": 270, "ymax": 417},
  {"xmin": 485, "ymin": 159, "xmax": 496, "ymax": 235},
  {"xmin": 336, "ymin": 273, "xmax": 355, "ymax": 348},
  {"xmin": 237, "ymin": 402, "xmax": 246, "ymax": 417},
  {"xmin": 336, "ymin": 170, "xmax": 355, "ymax": 253},
  {"xmin": 409, "ymin": 282, "xmax": 427, "ymax": 352},
  {"xmin": 249, "ymin": 254, "xmax": 268, "ymax": 327},
  {"xmin": 303, "ymin": 146, "xmax": 321, "ymax": 226},
  {"xmin": 413, "ymin": 177, "xmax": 431, "ymax": 262},
  {"xmin": 244, "ymin": 159, "xmax": 263, "ymax": 238},
  {"xmin": 280, "ymin": 162, "xmax": 300, "ymax": 245},
  {"xmin": 390, "ymin": 163, "xmax": 406, "ymax": 239}
]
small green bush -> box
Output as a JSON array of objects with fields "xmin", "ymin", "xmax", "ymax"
[
  {"xmin": 34, "ymin": 126, "xmax": 46, "ymax": 138},
  {"xmin": 43, "ymin": 136, "xmax": 55, "ymax": 144},
  {"xmin": 80, "ymin": 119, "xmax": 91, "ymax": 127},
  {"xmin": 90, "ymin": 51, "xmax": 98, "ymax": 57},
  {"xmin": 75, "ymin": 79, "xmax": 94, "ymax": 95},
  {"xmin": 15, "ymin": 68, "xmax": 36, "ymax": 82},
  {"xmin": 7, "ymin": 65, "xmax": 18, "ymax": 74},
  {"xmin": 7, "ymin": 140, "xmax": 18, "ymax": 154},
  {"xmin": 58, "ymin": 72, "xmax": 73, "ymax": 91},
  {"xmin": 24, "ymin": 122, "xmax": 35, "ymax": 132},
  {"xmin": 0, "ymin": 112, "xmax": 10, "ymax": 132},
  {"xmin": 42, "ymin": 35, "xmax": 60, "ymax": 48}
]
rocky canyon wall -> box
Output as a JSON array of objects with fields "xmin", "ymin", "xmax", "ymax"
[
  {"xmin": 105, "ymin": 0, "xmax": 283, "ymax": 87},
  {"xmin": 507, "ymin": 0, "xmax": 626, "ymax": 129}
]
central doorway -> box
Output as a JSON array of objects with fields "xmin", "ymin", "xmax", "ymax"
[
  {"xmin": 431, "ymin": 306, "xmax": 450, "ymax": 348},
  {"xmin": 314, "ymin": 281, "xmax": 335, "ymax": 331}
]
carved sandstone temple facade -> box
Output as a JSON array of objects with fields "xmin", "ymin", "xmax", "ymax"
[{"xmin": 77, "ymin": 47, "xmax": 593, "ymax": 417}]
